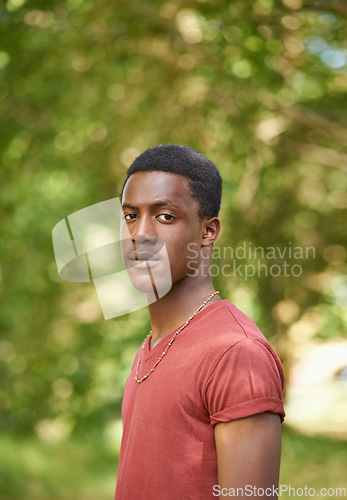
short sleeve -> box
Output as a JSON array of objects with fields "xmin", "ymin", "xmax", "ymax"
[{"xmin": 202, "ymin": 338, "xmax": 285, "ymax": 426}]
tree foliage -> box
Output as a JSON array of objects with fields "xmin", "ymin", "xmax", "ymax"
[{"xmin": 0, "ymin": 0, "xmax": 346, "ymax": 436}]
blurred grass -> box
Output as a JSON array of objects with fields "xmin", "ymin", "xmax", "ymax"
[
  {"xmin": 0, "ymin": 426, "xmax": 346, "ymax": 500},
  {"xmin": 0, "ymin": 432, "xmax": 118, "ymax": 500},
  {"xmin": 280, "ymin": 426, "xmax": 347, "ymax": 497}
]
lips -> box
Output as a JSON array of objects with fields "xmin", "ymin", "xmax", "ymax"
[
  {"xmin": 128, "ymin": 250, "xmax": 160, "ymax": 262},
  {"xmin": 126, "ymin": 249, "xmax": 162, "ymax": 269}
]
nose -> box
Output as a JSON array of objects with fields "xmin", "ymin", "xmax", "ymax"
[
  {"xmin": 132, "ymin": 233, "xmax": 157, "ymax": 245},
  {"xmin": 130, "ymin": 215, "xmax": 157, "ymax": 245}
]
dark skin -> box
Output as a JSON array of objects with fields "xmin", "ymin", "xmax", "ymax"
[
  {"xmin": 121, "ymin": 171, "xmax": 281, "ymax": 499},
  {"xmin": 215, "ymin": 413, "xmax": 281, "ymax": 499},
  {"xmin": 121, "ymin": 171, "xmax": 222, "ymax": 347}
]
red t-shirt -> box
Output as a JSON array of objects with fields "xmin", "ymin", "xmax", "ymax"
[{"xmin": 115, "ymin": 300, "xmax": 285, "ymax": 500}]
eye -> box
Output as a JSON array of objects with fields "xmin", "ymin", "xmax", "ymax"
[
  {"xmin": 123, "ymin": 213, "xmax": 137, "ymax": 221},
  {"xmin": 157, "ymin": 214, "xmax": 175, "ymax": 222}
]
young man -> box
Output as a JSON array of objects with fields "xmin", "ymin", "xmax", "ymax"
[{"xmin": 115, "ymin": 145, "xmax": 285, "ymax": 500}]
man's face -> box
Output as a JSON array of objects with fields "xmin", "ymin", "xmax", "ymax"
[{"xmin": 120, "ymin": 171, "xmax": 204, "ymax": 295}]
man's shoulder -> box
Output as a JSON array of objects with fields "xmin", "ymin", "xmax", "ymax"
[
  {"xmin": 194, "ymin": 300, "xmax": 285, "ymax": 392},
  {"xmin": 196, "ymin": 299, "xmax": 267, "ymax": 347},
  {"xmin": 183, "ymin": 298, "xmax": 284, "ymax": 375}
]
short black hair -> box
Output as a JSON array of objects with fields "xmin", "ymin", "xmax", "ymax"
[{"xmin": 121, "ymin": 144, "xmax": 222, "ymax": 219}]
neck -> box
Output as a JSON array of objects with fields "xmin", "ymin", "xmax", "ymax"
[{"xmin": 146, "ymin": 274, "xmax": 221, "ymax": 347}]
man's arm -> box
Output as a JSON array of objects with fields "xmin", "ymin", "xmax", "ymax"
[{"xmin": 214, "ymin": 412, "xmax": 282, "ymax": 499}]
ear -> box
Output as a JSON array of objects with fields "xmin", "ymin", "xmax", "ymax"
[{"xmin": 201, "ymin": 217, "xmax": 221, "ymax": 247}]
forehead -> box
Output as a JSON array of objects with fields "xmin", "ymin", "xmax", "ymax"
[{"xmin": 122, "ymin": 171, "xmax": 198, "ymax": 210}]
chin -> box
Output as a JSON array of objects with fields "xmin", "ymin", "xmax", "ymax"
[{"xmin": 125, "ymin": 266, "xmax": 172, "ymax": 299}]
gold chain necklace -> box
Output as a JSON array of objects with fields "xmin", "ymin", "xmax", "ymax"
[{"xmin": 135, "ymin": 291, "xmax": 219, "ymax": 384}]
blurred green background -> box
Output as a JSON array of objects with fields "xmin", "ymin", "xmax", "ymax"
[{"xmin": 1, "ymin": 0, "xmax": 346, "ymax": 498}]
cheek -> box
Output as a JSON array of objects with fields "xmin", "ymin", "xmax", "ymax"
[{"xmin": 167, "ymin": 235, "xmax": 201, "ymax": 272}]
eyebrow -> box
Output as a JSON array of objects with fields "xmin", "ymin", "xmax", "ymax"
[{"xmin": 122, "ymin": 201, "xmax": 181, "ymax": 210}]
